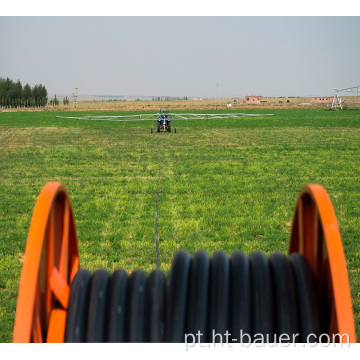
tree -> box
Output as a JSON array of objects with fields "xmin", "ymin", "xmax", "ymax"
[
  {"xmin": 23, "ymin": 84, "xmax": 32, "ymax": 107},
  {"xmin": 14, "ymin": 80, "xmax": 23, "ymax": 107},
  {"xmin": 38, "ymin": 84, "xmax": 48, "ymax": 106},
  {"xmin": 51, "ymin": 94, "xmax": 59, "ymax": 106},
  {"xmin": 32, "ymin": 85, "xmax": 39, "ymax": 106},
  {"xmin": 0, "ymin": 78, "xmax": 5, "ymax": 106},
  {"xmin": 0, "ymin": 77, "xmax": 48, "ymax": 108},
  {"xmin": 4, "ymin": 78, "xmax": 14, "ymax": 107}
]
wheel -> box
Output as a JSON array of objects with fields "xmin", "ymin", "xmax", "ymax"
[
  {"xmin": 289, "ymin": 184, "xmax": 356, "ymax": 341},
  {"xmin": 168, "ymin": 124, "xmax": 171, "ymax": 133},
  {"xmin": 157, "ymin": 123, "xmax": 160, "ymax": 133},
  {"xmin": 13, "ymin": 182, "xmax": 79, "ymax": 343},
  {"xmin": 151, "ymin": 128, "xmax": 153, "ymax": 133},
  {"xmin": 174, "ymin": 128, "xmax": 177, "ymax": 134}
]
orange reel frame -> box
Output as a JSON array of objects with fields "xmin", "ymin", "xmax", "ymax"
[
  {"xmin": 289, "ymin": 184, "xmax": 356, "ymax": 342},
  {"xmin": 13, "ymin": 182, "xmax": 356, "ymax": 342},
  {"xmin": 13, "ymin": 182, "xmax": 79, "ymax": 343}
]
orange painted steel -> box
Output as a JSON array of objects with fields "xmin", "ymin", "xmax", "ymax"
[
  {"xmin": 13, "ymin": 182, "xmax": 355, "ymax": 342},
  {"xmin": 289, "ymin": 184, "xmax": 356, "ymax": 342},
  {"xmin": 13, "ymin": 182, "xmax": 79, "ymax": 343}
]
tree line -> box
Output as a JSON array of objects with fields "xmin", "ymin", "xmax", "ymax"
[
  {"xmin": 49, "ymin": 95, "xmax": 70, "ymax": 106},
  {"xmin": 0, "ymin": 77, "xmax": 48, "ymax": 108}
]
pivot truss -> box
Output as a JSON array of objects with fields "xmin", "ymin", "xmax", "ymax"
[{"xmin": 56, "ymin": 112, "xmax": 274, "ymax": 122}]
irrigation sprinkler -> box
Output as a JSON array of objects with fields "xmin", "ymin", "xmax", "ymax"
[
  {"xmin": 13, "ymin": 182, "xmax": 356, "ymax": 343},
  {"xmin": 331, "ymin": 85, "xmax": 360, "ymax": 109},
  {"xmin": 56, "ymin": 108, "xmax": 273, "ymax": 134}
]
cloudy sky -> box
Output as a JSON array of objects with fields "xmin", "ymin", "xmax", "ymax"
[{"xmin": 1, "ymin": 12, "xmax": 359, "ymax": 98}]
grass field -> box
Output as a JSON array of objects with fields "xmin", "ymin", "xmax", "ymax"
[{"xmin": 1, "ymin": 108, "xmax": 360, "ymax": 342}]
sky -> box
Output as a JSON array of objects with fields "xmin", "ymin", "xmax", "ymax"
[{"xmin": 1, "ymin": 13, "xmax": 359, "ymax": 99}]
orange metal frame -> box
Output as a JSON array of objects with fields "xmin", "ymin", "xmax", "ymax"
[
  {"xmin": 289, "ymin": 184, "xmax": 356, "ymax": 342},
  {"xmin": 13, "ymin": 182, "xmax": 356, "ymax": 342},
  {"xmin": 13, "ymin": 182, "xmax": 79, "ymax": 343}
]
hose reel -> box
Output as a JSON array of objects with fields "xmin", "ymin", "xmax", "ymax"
[{"xmin": 12, "ymin": 182, "xmax": 356, "ymax": 343}]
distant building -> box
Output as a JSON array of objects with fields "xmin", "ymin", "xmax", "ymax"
[
  {"xmin": 193, "ymin": 97, "xmax": 203, "ymax": 101},
  {"xmin": 311, "ymin": 97, "xmax": 332, "ymax": 104},
  {"xmin": 243, "ymin": 96, "xmax": 262, "ymax": 104}
]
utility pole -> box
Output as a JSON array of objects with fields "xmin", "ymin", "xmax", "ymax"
[
  {"xmin": 217, "ymin": 83, "xmax": 219, "ymax": 108},
  {"xmin": 73, "ymin": 88, "xmax": 79, "ymax": 109}
]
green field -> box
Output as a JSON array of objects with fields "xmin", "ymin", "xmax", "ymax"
[{"xmin": 1, "ymin": 108, "xmax": 360, "ymax": 342}]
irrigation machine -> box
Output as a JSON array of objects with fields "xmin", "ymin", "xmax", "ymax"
[
  {"xmin": 12, "ymin": 182, "xmax": 356, "ymax": 343},
  {"xmin": 152, "ymin": 107, "xmax": 175, "ymax": 133}
]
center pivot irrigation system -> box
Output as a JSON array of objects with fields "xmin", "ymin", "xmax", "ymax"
[
  {"xmin": 331, "ymin": 85, "xmax": 360, "ymax": 110},
  {"xmin": 56, "ymin": 107, "xmax": 274, "ymax": 133},
  {"xmin": 13, "ymin": 182, "xmax": 356, "ymax": 343}
]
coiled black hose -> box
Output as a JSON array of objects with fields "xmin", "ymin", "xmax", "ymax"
[
  {"xmin": 107, "ymin": 269, "xmax": 128, "ymax": 342},
  {"xmin": 65, "ymin": 250, "xmax": 320, "ymax": 343}
]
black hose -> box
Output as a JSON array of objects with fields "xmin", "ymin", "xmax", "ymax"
[
  {"xmin": 249, "ymin": 251, "xmax": 274, "ymax": 342},
  {"xmin": 106, "ymin": 269, "xmax": 128, "ymax": 342},
  {"xmin": 269, "ymin": 252, "xmax": 298, "ymax": 342},
  {"xmin": 126, "ymin": 270, "xmax": 147, "ymax": 342},
  {"xmin": 288, "ymin": 253, "xmax": 321, "ymax": 342},
  {"xmin": 64, "ymin": 250, "xmax": 320, "ymax": 343},
  {"xmin": 208, "ymin": 251, "xmax": 230, "ymax": 343},
  {"xmin": 64, "ymin": 269, "xmax": 92, "ymax": 342},
  {"xmin": 146, "ymin": 269, "xmax": 165, "ymax": 342},
  {"xmin": 229, "ymin": 251, "xmax": 251, "ymax": 342},
  {"xmin": 185, "ymin": 250, "xmax": 210, "ymax": 343},
  {"xmin": 86, "ymin": 269, "xmax": 109, "ymax": 342},
  {"xmin": 165, "ymin": 250, "xmax": 191, "ymax": 342}
]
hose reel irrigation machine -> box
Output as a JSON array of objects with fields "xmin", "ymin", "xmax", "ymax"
[{"xmin": 12, "ymin": 182, "xmax": 356, "ymax": 344}]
